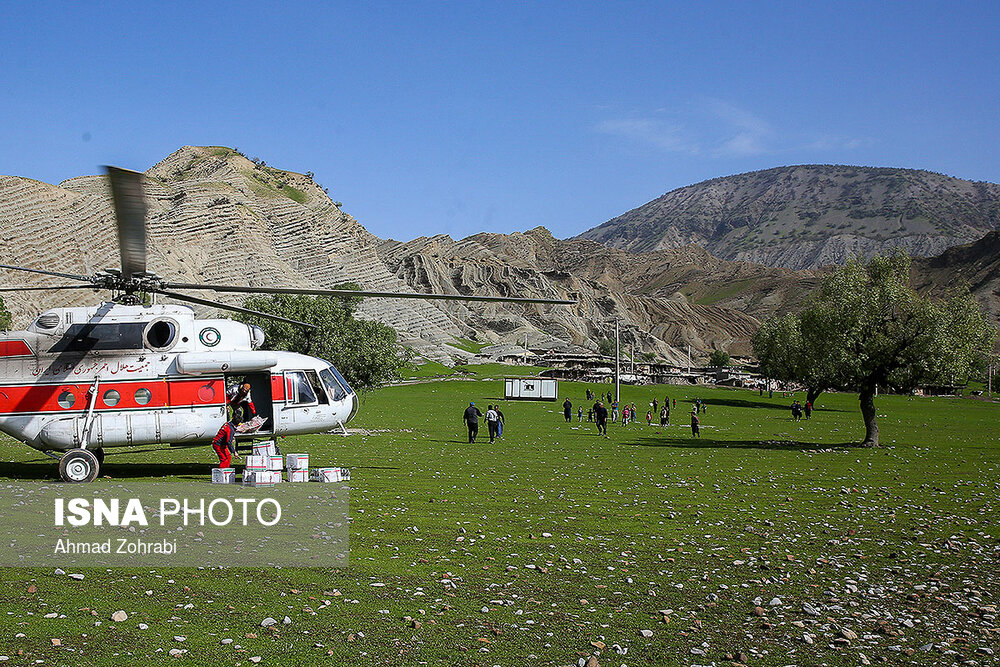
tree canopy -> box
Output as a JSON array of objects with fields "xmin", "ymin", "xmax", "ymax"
[
  {"xmin": 708, "ymin": 349, "xmax": 730, "ymax": 368},
  {"xmin": 752, "ymin": 253, "xmax": 994, "ymax": 447},
  {"xmin": 0, "ymin": 297, "xmax": 11, "ymax": 330},
  {"xmin": 236, "ymin": 290, "xmax": 409, "ymax": 391}
]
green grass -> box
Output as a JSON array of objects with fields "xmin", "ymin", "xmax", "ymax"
[
  {"xmin": 692, "ymin": 279, "xmax": 756, "ymax": 306},
  {"xmin": 400, "ymin": 360, "xmax": 454, "ymax": 379},
  {"xmin": 452, "ymin": 362, "xmax": 547, "ymax": 377},
  {"xmin": 282, "ymin": 184, "xmax": 307, "ymax": 204},
  {"xmin": 449, "ymin": 337, "xmax": 488, "ymax": 354},
  {"xmin": 1, "ymin": 381, "xmax": 998, "ymax": 665}
]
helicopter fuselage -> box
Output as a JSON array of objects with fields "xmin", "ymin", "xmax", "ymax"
[{"xmin": 0, "ymin": 303, "xmax": 357, "ymax": 453}]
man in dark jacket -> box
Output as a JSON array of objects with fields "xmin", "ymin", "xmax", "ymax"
[
  {"xmin": 563, "ymin": 398, "xmax": 573, "ymax": 422},
  {"xmin": 463, "ymin": 402, "xmax": 483, "ymax": 443},
  {"xmin": 594, "ymin": 401, "xmax": 608, "ymax": 437}
]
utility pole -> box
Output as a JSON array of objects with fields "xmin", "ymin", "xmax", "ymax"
[
  {"xmin": 614, "ymin": 319, "xmax": 620, "ymax": 404},
  {"xmin": 687, "ymin": 344, "xmax": 691, "ymax": 375}
]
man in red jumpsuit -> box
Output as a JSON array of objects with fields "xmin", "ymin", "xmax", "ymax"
[{"xmin": 211, "ymin": 420, "xmax": 238, "ymax": 468}]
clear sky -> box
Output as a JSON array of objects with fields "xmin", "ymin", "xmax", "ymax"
[{"xmin": 2, "ymin": 1, "xmax": 999, "ymax": 241}]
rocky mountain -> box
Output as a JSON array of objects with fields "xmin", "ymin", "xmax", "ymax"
[
  {"xmin": 911, "ymin": 230, "xmax": 1000, "ymax": 333},
  {"xmin": 0, "ymin": 147, "xmax": 776, "ymax": 364},
  {"xmin": 577, "ymin": 165, "xmax": 1000, "ymax": 270},
  {"xmin": 0, "ymin": 147, "xmax": 464, "ymax": 361},
  {"xmin": 1, "ymin": 148, "xmax": 993, "ymax": 366}
]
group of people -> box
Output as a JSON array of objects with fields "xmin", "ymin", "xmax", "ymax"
[
  {"xmin": 463, "ymin": 402, "xmax": 505, "ymax": 444},
  {"xmin": 791, "ymin": 399, "xmax": 812, "ymax": 421},
  {"xmin": 463, "ymin": 387, "xmax": 821, "ymax": 445}
]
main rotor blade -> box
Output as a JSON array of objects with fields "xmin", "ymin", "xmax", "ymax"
[
  {"xmin": 154, "ymin": 289, "xmax": 317, "ymax": 329},
  {"xmin": 0, "ymin": 263, "xmax": 92, "ymax": 283},
  {"xmin": 105, "ymin": 166, "xmax": 148, "ymax": 279},
  {"xmin": 161, "ymin": 282, "xmax": 576, "ymax": 305},
  {"xmin": 0, "ymin": 285, "xmax": 97, "ymax": 292}
]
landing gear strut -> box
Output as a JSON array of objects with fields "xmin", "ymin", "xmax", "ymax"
[{"xmin": 58, "ymin": 448, "xmax": 100, "ymax": 483}]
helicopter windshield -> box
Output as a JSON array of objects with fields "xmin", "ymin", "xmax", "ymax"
[{"xmin": 320, "ymin": 368, "xmax": 349, "ymax": 402}]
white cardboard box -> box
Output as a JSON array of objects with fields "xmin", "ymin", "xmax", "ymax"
[
  {"xmin": 311, "ymin": 467, "xmax": 342, "ymax": 483},
  {"xmin": 243, "ymin": 470, "xmax": 279, "ymax": 487},
  {"xmin": 286, "ymin": 453, "xmax": 309, "ymax": 470},
  {"xmin": 268, "ymin": 454, "xmax": 283, "ymax": 471},
  {"xmin": 288, "ymin": 469, "xmax": 309, "ymax": 483},
  {"xmin": 245, "ymin": 455, "xmax": 267, "ymax": 471},
  {"xmin": 252, "ymin": 441, "xmax": 277, "ymax": 458},
  {"xmin": 211, "ymin": 468, "xmax": 235, "ymax": 484}
]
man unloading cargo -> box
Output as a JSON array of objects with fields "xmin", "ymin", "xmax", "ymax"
[
  {"xmin": 227, "ymin": 381, "xmax": 256, "ymax": 425},
  {"xmin": 211, "ymin": 420, "xmax": 239, "ymax": 468}
]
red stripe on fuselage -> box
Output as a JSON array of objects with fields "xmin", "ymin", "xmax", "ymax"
[
  {"xmin": 0, "ymin": 340, "xmax": 32, "ymax": 357},
  {"xmin": 0, "ymin": 378, "xmax": 226, "ymax": 415}
]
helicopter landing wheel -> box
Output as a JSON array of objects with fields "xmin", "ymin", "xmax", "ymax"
[
  {"xmin": 91, "ymin": 447, "xmax": 105, "ymax": 467},
  {"xmin": 58, "ymin": 449, "xmax": 100, "ymax": 484}
]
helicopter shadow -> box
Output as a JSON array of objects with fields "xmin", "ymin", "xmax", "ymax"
[{"xmin": 0, "ymin": 459, "xmax": 220, "ymax": 481}]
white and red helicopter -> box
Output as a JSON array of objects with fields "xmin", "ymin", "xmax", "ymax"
[{"xmin": 0, "ymin": 167, "xmax": 572, "ymax": 482}]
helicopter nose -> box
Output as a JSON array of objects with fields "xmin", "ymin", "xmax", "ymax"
[{"xmin": 346, "ymin": 393, "xmax": 359, "ymax": 423}]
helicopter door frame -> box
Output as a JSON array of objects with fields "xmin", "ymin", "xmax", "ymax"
[{"xmin": 225, "ymin": 371, "xmax": 274, "ymax": 435}]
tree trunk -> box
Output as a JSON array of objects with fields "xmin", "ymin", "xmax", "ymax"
[
  {"xmin": 806, "ymin": 387, "xmax": 823, "ymax": 406},
  {"xmin": 858, "ymin": 388, "xmax": 879, "ymax": 447}
]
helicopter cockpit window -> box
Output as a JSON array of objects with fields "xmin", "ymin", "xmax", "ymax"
[
  {"xmin": 48, "ymin": 323, "xmax": 146, "ymax": 353},
  {"xmin": 144, "ymin": 318, "xmax": 178, "ymax": 351},
  {"xmin": 286, "ymin": 371, "xmax": 317, "ymax": 405},
  {"xmin": 326, "ymin": 364, "xmax": 354, "ymax": 396},
  {"xmin": 319, "ymin": 368, "xmax": 348, "ymax": 402}
]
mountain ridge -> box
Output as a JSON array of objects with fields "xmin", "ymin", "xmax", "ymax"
[{"xmin": 576, "ymin": 164, "xmax": 1000, "ymax": 270}]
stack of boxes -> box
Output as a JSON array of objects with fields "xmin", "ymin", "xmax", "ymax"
[
  {"xmin": 212, "ymin": 441, "xmax": 350, "ymax": 484},
  {"xmin": 287, "ymin": 453, "xmax": 309, "ymax": 482}
]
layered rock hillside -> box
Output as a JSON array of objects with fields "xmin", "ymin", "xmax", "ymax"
[
  {"xmin": 0, "ymin": 147, "xmax": 464, "ymax": 361},
  {"xmin": 577, "ymin": 165, "xmax": 1000, "ymax": 270},
  {"xmin": 2, "ymin": 148, "xmax": 993, "ymax": 366}
]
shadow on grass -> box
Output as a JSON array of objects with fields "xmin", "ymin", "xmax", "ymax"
[
  {"xmin": 0, "ymin": 459, "xmax": 219, "ymax": 481},
  {"xmin": 627, "ymin": 436, "xmax": 857, "ymax": 451},
  {"xmin": 704, "ymin": 397, "xmax": 849, "ymax": 413}
]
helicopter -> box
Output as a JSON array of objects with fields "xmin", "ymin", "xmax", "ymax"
[{"xmin": 0, "ymin": 167, "xmax": 573, "ymax": 483}]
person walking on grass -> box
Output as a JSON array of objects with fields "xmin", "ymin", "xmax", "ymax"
[
  {"xmin": 595, "ymin": 401, "xmax": 608, "ymax": 437},
  {"xmin": 495, "ymin": 404, "xmax": 505, "ymax": 437},
  {"xmin": 804, "ymin": 400, "xmax": 812, "ymax": 419},
  {"xmin": 463, "ymin": 401, "xmax": 482, "ymax": 443},
  {"xmin": 485, "ymin": 404, "xmax": 500, "ymax": 444},
  {"xmin": 691, "ymin": 409, "xmax": 701, "ymax": 438},
  {"xmin": 611, "ymin": 400, "xmax": 619, "ymax": 423},
  {"xmin": 659, "ymin": 405, "xmax": 668, "ymax": 426},
  {"xmin": 563, "ymin": 398, "xmax": 573, "ymax": 423},
  {"xmin": 578, "ymin": 406, "xmax": 583, "ymax": 422}
]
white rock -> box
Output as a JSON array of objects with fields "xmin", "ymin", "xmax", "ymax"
[
  {"xmin": 221, "ymin": 639, "xmax": 233, "ymax": 645},
  {"xmin": 261, "ymin": 617, "xmax": 277, "ymax": 627},
  {"xmin": 68, "ymin": 573, "xmax": 84, "ymax": 580},
  {"xmin": 54, "ymin": 569, "xmax": 65, "ymax": 575},
  {"xmin": 640, "ymin": 629, "xmax": 653, "ymax": 638},
  {"xmin": 138, "ymin": 624, "xmax": 149, "ymax": 630},
  {"xmin": 282, "ymin": 616, "xmax": 291, "ymax": 625},
  {"xmin": 111, "ymin": 611, "xmax": 128, "ymax": 622}
]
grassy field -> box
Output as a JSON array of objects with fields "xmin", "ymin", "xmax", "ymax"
[{"xmin": 0, "ymin": 375, "xmax": 998, "ymax": 666}]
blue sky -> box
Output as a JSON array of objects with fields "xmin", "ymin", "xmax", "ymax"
[{"xmin": 2, "ymin": 1, "xmax": 999, "ymax": 240}]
